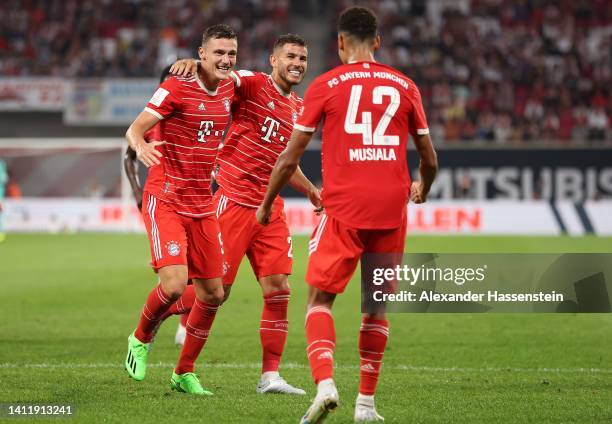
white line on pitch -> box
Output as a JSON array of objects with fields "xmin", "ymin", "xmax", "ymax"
[{"xmin": 0, "ymin": 362, "xmax": 610, "ymax": 374}]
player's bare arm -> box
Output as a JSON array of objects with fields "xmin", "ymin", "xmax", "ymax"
[
  {"xmin": 257, "ymin": 129, "xmax": 313, "ymax": 225},
  {"xmin": 123, "ymin": 147, "xmax": 143, "ymax": 211},
  {"xmin": 410, "ymin": 133, "xmax": 438, "ymax": 204},
  {"xmin": 169, "ymin": 58, "xmax": 198, "ymax": 77},
  {"xmin": 125, "ymin": 111, "xmax": 164, "ymax": 168},
  {"xmin": 289, "ymin": 166, "xmax": 322, "ymax": 212}
]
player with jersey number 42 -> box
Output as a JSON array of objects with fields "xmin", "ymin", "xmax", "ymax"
[{"xmin": 257, "ymin": 6, "xmax": 438, "ymax": 424}]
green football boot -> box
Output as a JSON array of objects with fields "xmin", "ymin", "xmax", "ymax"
[
  {"xmin": 124, "ymin": 332, "xmax": 150, "ymax": 381},
  {"xmin": 171, "ymin": 372, "xmax": 213, "ymax": 396}
]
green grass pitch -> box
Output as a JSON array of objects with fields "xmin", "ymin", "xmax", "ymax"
[{"xmin": 1, "ymin": 234, "xmax": 611, "ymax": 423}]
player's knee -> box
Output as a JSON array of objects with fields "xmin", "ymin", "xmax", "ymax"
[
  {"xmin": 160, "ymin": 272, "xmax": 188, "ymax": 300},
  {"xmin": 307, "ymin": 287, "xmax": 335, "ymax": 308},
  {"xmin": 162, "ymin": 279, "xmax": 186, "ymax": 300},
  {"xmin": 363, "ymin": 312, "xmax": 386, "ymax": 321},
  {"xmin": 203, "ymin": 286, "xmax": 225, "ymax": 305},
  {"xmin": 222, "ymin": 285, "xmax": 232, "ymax": 304},
  {"xmin": 260, "ymin": 274, "xmax": 290, "ymax": 295}
]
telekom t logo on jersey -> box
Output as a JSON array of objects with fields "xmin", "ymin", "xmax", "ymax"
[
  {"xmin": 197, "ymin": 120, "xmax": 214, "ymax": 143},
  {"xmin": 261, "ymin": 117, "xmax": 281, "ymax": 143}
]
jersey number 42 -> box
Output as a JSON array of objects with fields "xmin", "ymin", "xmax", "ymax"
[{"xmin": 344, "ymin": 85, "xmax": 400, "ymax": 146}]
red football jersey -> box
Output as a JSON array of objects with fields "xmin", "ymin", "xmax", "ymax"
[
  {"xmin": 295, "ymin": 61, "xmax": 429, "ymax": 229},
  {"xmin": 144, "ymin": 123, "xmax": 162, "ymax": 143},
  {"xmin": 215, "ymin": 70, "xmax": 303, "ymax": 207},
  {"xmin": 143, "ymin": 75, "xmax": 234, "ymax": 217}
]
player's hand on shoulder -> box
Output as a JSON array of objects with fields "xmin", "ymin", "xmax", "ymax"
[
  {"xmin": 256, "ymin": 205, "xmax": 272, "ymax": 226},
  {"xmin": 136, "ymin": 139, "xmax": 165, "ymax": 168},
  {"xmin": 410, "ymin": 180, "xmax": 427, "ymax": 204},
  {"xmin": 169, "ymin": 59, "xmax": 198, "ymax": 77}
]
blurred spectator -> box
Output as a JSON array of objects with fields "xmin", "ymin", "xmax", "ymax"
[
  {"xmin": 86, "ymin": 181, "xmax": 104, "ymax": 198},
  {"xmin": 7, "ymin": 179, "xmax": 22, "ymax": 198},
  {"xmin": 587, "ymin": 106, "xmax": 608, "ymax": 141},
  {"xmin": 5, "ymin": 168, "xmax": 21, "ymax": 198}
]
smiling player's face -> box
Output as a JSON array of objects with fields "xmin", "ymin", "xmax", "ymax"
[
  {"xmin": 271, "ymin": 43, "xmax": 308, "ymax": 88},
  {"xmin": 198, "ymin": 37, "xmax": 238, "ymax": 83}
]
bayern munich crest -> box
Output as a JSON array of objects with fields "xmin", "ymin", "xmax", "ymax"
[
  {"xmin": 165, "ymin": 241, "xmax": 181, "ymax": 256},
  {"xmin": 223, "ymin": 99, "xmax": 231, "ymax": 112}
]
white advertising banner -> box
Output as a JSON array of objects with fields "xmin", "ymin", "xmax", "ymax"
[
  {"xmin": 585, "ymin": 200, "xmax": 612, "ymax": 235},
  {"xmin": 63, "ymin": 79, "xmax": 157, "ymax": 125},
  {"xmin": 405, "ymin": 201, "xmax": 561, "ymax": 235},
  {"xmin": 3, "ymin": 198, "xmax": 142, "ymax": 233},
  {"xmin": 5, "ymin": 198, "xmax": 608, "ymax": 235},
  {"xmin": 0, "ymin": 78, "xmax": 65, "ymax": 111}
]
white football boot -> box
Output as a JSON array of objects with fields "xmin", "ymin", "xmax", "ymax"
[
  {"xmin": 354, "ymin": 394, "xmax": 384, "ymax": 422},
  {"xmin": 174, "ymin": 323, "xmax": 186, "ymax": 346},
  {"xmin": 256, "ymin": 371, "xmax": 306, "ymax": 395},
  {"xmin": 300, "ymin": 378, "xmax": 339, "ymax": 424}
]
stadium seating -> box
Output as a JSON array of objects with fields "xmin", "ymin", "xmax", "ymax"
[
  {"xmin": 330, "ymin": 0, "xmax": 611, "ymax": 144},
  {"xmin": 0, "ymin": 0, "xmax": 289, "ymax": 77}
]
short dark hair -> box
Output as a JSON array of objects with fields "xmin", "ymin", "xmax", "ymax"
[
  {"xmin": 337, "ymin": 6, "xmax": 378, "ymax": 41},
  {"xmin": 160, "ymin": 65, "xmax": 172, "ymax": 83},
  {"xmin": 273, "ymin": 33, "xmax": 307, "ymax": 50},
  {"xmin": 201, "ymin": 24, "xmax": 237, "ymax": 45}
]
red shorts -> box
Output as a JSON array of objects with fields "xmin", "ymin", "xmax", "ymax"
[
  {"xmin": 306, "ymin": 213, "xmax": 407, "ymax": 294},
  {"xmin": 214, "ymin": 190, "xmax": 292, "ymax": 284},
  {"xmin": 142, "ymin": 193, "xmax": 224, "ymax": 280}
]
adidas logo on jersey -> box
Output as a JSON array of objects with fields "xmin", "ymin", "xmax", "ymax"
[
  {"xmin": 360, "ymin": 363, "xmax": 376, "ymax": 373},
  {"xmin": 267, "ymin": 101, "xmax": 275, "ymax": 110},
  {"xmin": 198, "ymin": 103, "xmax": 205, "ymax": 110}
]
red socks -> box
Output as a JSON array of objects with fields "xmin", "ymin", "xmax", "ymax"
[
  {"xmin": 305, "ymin": 306, "xmax": 336, "ymax": 383},
  {"xmin": 159, "ymin": 284, "xmax": 196, "ymax": 322},
  {"xmin": 134, "ymin": 284, "xmax": 174, "ymax": 343},
  {"xmin": 175, "ymin": 298, "xmax": 219, "ymax": 374},
  {"xmin": 260, "ymin": 290, "xmax": 290, "ymax": 373},
  {"xmin": 180, "ymin": 311, "xmax": 189, "ymax": 327},
  {"xmin": 358, "ymin": 317, "xmax": 389, "ymax": 396},
  {"xmin": 305, "ymin": 310, "xmax": 389, "ymax": 394}
]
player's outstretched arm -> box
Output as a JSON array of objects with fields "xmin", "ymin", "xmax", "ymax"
[
  {"xmin": 126, "ymin": 111, "xmax": 164, "ymax": 168},
  {"xmin": 288, "ymin": 166, "xmax": 322, "ymax": 212},
  {"xmin": 410, "ymin": 133, "xmax": 438, "ymax": 203},
  {"xmin": 123, "ymin": 147, "xmax": 143, "ymax": 211},
  {"xmin": 257, "ymin": 129, "xmax": 313, "ymax": 224},
  {"xmin": 169, "ymin": 59, "xmax": 198, "ymax": 77}
]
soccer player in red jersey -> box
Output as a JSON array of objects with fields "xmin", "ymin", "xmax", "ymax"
[
  {"xmin": 123, "ymin": 65, "xmax": 190, "ymax": 345},
  {"xmin": 214, "ymin": 34, "xmax": 319, "ymax": 395},
  {"xmin": 162, "ymin": 34, "xmax": 320, "ymax": 394},
  {"xmin": 257, "ymin": 7, "xmax": 438, "ymax": 422},
  {"xmin": 123, "ymin": 24, "xmax": 238, "ymax": 395}
]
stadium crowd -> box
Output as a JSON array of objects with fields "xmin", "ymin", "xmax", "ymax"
[
  {"xmin": 0, "ymin": 0, "xmax": 288, "ymax": 77},
  {"xmin": 331, "ymin": 0, "xmax": 611, "ymax": 144},
  {"xmin": 1, "ymin": 0, "xmax": 610, "ymax": 143}
]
